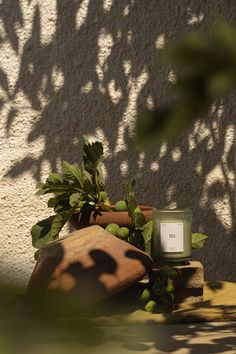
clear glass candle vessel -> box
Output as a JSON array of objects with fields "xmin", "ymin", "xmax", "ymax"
[{"xmin": 152, "ymin": 209, "xmax": 192, "ymax": 263}]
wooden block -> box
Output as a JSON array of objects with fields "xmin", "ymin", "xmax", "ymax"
[
  {"xmin": 151, "ymin": 261, "xmax": 204, "ymax": 304},
  {"xmin": 174, "ymin": 288, "xmax": 203, "ymax": 304},
  {"xmin": 173, "ymin": 261, "xmax": 204, "ymax": 288},
  {"xmin": 27, "ymin": 225, "xmax": 153, "ymax": 305}
]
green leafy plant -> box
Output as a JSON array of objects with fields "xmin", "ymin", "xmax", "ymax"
[
  {"xmin": 31, "ymin": 135, "xmax": 107, "ymax": 257},
  {"xmin": 140, "ymin": 268, "xmax": 177, "ymax": 313},
  {"xmin": 31, "ymin": 137, "xmax": 154, "ymax": 259},
  {"xmin": 31, "ymin": 133, "xmax": 208, "ymax": 264},
  {"xmin": 123, "ymin": 180, "xmax": 153, "ymax": 255}
]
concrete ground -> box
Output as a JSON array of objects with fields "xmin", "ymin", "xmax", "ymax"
[
  {"xmin": 3, "ymin": 321, "xmax": 236, "ymax": 354},
  {"xmin": 1, "ymin": 282, "xmax": 235, "ymax": 353}
]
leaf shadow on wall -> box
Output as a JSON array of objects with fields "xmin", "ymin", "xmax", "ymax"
[{"xmin": 1, "ymin": 0, "xmax": 236, "ymax": 281}]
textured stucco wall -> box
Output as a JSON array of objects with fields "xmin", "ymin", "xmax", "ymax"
[{"xmin": 0, "ymin": 0, "xmax": 236, "ymax": 286}]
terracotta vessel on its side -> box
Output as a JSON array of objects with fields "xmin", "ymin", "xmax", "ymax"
[{"xmin": 70, "ymin": 205, "xmax": 154, "ymax": 229}]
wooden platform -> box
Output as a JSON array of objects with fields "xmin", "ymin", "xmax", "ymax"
[{"xmin": 150, "ymin": 261, "xmax": 204, "ymax": 304}]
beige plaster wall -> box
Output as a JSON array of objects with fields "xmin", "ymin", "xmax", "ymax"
[{"xmin": 0, "ymin": 0, "xmax": 236, "ymax": 286}]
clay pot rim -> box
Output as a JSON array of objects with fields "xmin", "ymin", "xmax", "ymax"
[
  {"xmin": 106, "ymin": 205, "xmax": 154, "ymax": 213},
  {"xmin": 73, "ymin": 205, "xmax": 154, "ymax": 216},
  {"xmin": 70, "ymin": 205, "xmax": 154, "ymax": 228}
]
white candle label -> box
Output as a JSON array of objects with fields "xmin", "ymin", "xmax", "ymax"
[{"xmin": 160, "ymin": 222, "xmax": 184, "ymax": 252}]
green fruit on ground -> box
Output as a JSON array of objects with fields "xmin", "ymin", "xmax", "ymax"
[
  {"xmin": 152, "ymin": 282, "xmax": 164, "ymax": 296},
  {"xmin": 161, "ymin": 293, "xmax": 174, "ymax": 304},
  {"xmin": 99, "ymin": 191, "xmax": 108, "ymax": 201},
  {"xmin": 134, "ymin": 207, "xmax": 141, "ymax": 214},
  {"xmin": 117, "ymin": 227, "xmax": 129, "ymax": 239},
  {"xmin": 166, "ymin": 283, "xmax": 174, "ymax": 294},
  {"xmin": 105, "ymin": 223, "xmax": 120, "ymax": 236},
  {"xmin": 168, "ymin": 270, "xmax": 177, "ymax": 278},
  {"xmin": 139, "ymin": 288, "xmax": 151, "ymax": 302},
  {"xmin": 115, "ymin": 200, "xmax": 128, "ymax": 211},
  {"xmin": 145, "ymin": 300, "xmax": 157, "ymax": 312}
]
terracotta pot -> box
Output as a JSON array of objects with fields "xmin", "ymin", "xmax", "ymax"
[{"xmin": 70, "ymin": 205, "xmax": 154, "ymax": 229}]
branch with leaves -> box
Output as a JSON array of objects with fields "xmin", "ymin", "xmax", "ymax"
[
  {"xmin": 31, "ymin": 135, "xmax": 208, "ymax": 263},
  {"xmin": 123, "ymin": 181, "xmax": 153, "ymax": 255},
  {"xmin": 31, "ymin": 136, "xmax": 106, "ymax": 258}
]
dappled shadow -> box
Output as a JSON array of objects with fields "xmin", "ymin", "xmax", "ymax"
[
  {"xmin": 25, "ymin": 226, "xmax": 152, "ymax": 315},
  {"xmin": 206, "ymin": 281, "xmax": 223, "ymax": 292},
  {"xmin": 26, "ymin": 244, "xmax": 119, "ymax": 312},
  {"xmin": 58, "ymin": 249, "xmax": 118, "ymax": 305},
  {"xmin": 0, "ymin": 0, "xmax": 23, "ymax": 53},
  {"xmin": 2, "ymin": 275, "xmax": 236, "ymax": 352},
  {"xmin": 1, "ymin": 1, "xmax": 236, "ymax": 280},
  {"xmin": 113, "ymin": 322, "xmax": 236, "ymax": 354},
  {"xmin": 3, "ymin": 315, "xmax": 236, "ymax": 353},
  {"xmin": 126, "ymin": 249, "xmax": 154, "ymax": 270}
]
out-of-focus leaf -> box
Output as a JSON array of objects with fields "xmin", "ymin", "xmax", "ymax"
[
  {"xmin": 162, "ymin": 33, "xmax": 209, "ymax": 70},
  {"xmin": 212, "ymin": 20, "xmax": 236, "ymax": 58},
  {"xmin": 136, "ymin": 101, "xmax": 202, "ymax": 147},
  {"xmin": 135, "ymin": 20, "xmax": 236, "ymax": 148},
  {"xmin": 207, "ymin": 71, "xmax": 236, "ymax": 97}
]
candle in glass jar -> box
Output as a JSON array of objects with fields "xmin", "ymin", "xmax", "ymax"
[{"xmin": 152, "ymin": 209, "xmax": 192, "ymax": 263}]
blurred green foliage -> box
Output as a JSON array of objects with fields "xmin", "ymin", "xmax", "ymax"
[{"xmin": 136, "ymin": 20, "xmax": 236, "ymax": 147}]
